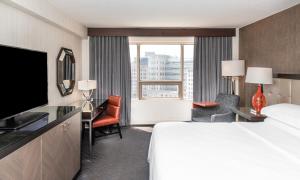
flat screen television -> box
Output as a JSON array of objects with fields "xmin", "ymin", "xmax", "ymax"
[{"xmin": 0, "ymin": 45, "xmax": 48, "ymax": 120}]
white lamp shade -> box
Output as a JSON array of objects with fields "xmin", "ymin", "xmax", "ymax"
[
  {"xmin": 78, "ymin": 80, "xmax": 97, "ymax": 91},
  {"xmin": 245, "ymin": 67, "xmax": 273, "ymax": 84},
  {"xmin": 222, "ymin": 60, "xmax": 245, "ymax": 77}
]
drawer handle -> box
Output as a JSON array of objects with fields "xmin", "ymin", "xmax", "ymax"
[
  {"xmin": 62, "ymin": 123, "xmax": 67, "ymax": 131},
  {"xmin": 61, "ymin": 121, "xmax": 72, "ymax": 131},
  {"xmin": 66, "ymin": 122, "xmax": 71, "ymax": 129}
]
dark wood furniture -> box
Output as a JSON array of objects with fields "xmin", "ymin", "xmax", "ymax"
[
  {"xmin": 88, "ymin": 28, "xmax": 236, "ymax": 37},
  {"xmin": 231, "ymin": 107, "xmax": 267, "ymax": 122},
  {"xmin": 275, "ymin": 73, "xmax": 300, "ymax": 80},
  {"xmin": 71, "ymin": 99, "xmax": 107, "ymax": 155},
  {"xmin": 82, "ymin": 99, "xmax": 107, "ymax": 154}
]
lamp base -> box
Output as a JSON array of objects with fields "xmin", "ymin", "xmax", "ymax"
[
  {"xmin": 231, "ymin": 77, "xmax": 240, "ymax": 95},
  {"xmin": 82, "ymin": 89, "xmax": 94, "ymax": 102},
  {"xmin": 251, "ymin": 84, "xmax": 266, "ymax": 114}
]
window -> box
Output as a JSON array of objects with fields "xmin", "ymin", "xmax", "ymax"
[
  {"xmin": 130, "ymin": 45, "xmax": 138, "ymax": 99},
  {"xmin": 140, "ymin": 45, "xmax": 181, "ymax": 81},
  {"xmin": 142, "ymin": 84, "xmax": 179, "ymax": 98},
  {"xmin": 130, "ymin": 44, "xmax": 193, "ymax": 99}
]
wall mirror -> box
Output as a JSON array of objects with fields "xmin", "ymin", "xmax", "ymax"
[{"xmin": 57, "ymin": 47, "xmax": 75, "ymax": 96}]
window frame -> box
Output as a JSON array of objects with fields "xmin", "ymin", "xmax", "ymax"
[{"xmin": 130, "ymin": 43, "xmax": 193, "ymax": 100}]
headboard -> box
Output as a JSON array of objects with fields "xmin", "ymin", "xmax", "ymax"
[{"xmin": 264, "ymin": 78, "xmax": 300, "ymax": 106}]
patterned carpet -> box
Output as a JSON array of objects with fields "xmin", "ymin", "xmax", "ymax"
[{"xmin": 76, "ymin": 127, "xmax": 152, "ymax": 180}]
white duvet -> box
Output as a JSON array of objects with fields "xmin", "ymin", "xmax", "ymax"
[{"xmin": 148, "ymin": 120, "xmax": 300, "ymax": 180}]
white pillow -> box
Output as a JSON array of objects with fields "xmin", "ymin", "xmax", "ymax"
[{"xmin": 262, "ymin": 103, "xmax": 300, "ymax": 129}]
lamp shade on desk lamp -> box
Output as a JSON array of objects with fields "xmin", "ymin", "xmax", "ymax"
[
  {"xmin": 222, "ymin": 60, "xmax": 245, "ymax": 77},
  {"xmin": 78, "ymin": 80, "xmax": 97, "ymax": 101},
  {"xmin": 221, "ymin": 60, "xmax": 245, "ymax": 95},
  {"xmin": 245, "ymin": 67, "xmax": 272, "ymax": 114},
  {"xmin": 78, "ymin": 80, "xmax": 97, "ymax": 91}
]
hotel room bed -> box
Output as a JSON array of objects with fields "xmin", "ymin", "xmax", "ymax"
[{"xmin": 148, "ymin": 104, "xmax": 300, "ymax": 180}]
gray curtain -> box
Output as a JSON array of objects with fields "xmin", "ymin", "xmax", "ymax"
[
  {"xmin": 90, "ymin": 36, "xmax": 131, "ymax": 126},
  {"xmin": 193, "ymin": 37, "xmax": 232, "ymax": 102}
]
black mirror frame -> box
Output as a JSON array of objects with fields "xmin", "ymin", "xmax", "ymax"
[{"xmin": 56, "ymin": 47, "xmax": 75, "ymax": 96}]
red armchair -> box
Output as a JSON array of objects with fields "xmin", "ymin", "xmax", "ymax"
[{"xmin": 92, "ymin": 96, "xmax": 122, "ymax": 142}]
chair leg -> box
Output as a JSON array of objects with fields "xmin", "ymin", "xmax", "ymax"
[
  {"xmin": 117, "ymin": 123, "xmax": 122, "ymax": 139},
  {"xmin": 92, "ymin": 128, "xmax": 95, "ymax": 145},
  {"xmin": 81, "ymin": 123, "xmax": 85, "ymax": 139}
]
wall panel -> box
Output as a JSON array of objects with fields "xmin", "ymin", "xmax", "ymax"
[
  {"xmin": 239, "ymin": 4, "xmax": 300, "ymax": 106},
  {"xmin": 0, "ymin": 2, "xmax": 83, "ymax": 105}
]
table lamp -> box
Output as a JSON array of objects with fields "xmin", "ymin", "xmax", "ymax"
[
  {"xmin": 245, "ymin": 67, "xmax": 273, "ymax": 114},
  {"xmin": 78, "ymin": 80, "xmax": 97, "ymax": 101},
  {"xmin": 222, "ymin": 60, "xmax": 245, "ymax": 95}
]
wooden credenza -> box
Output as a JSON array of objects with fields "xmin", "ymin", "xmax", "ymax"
[
  {"xmin": 0, "ymin": 137, "xmax": 42, "ymax": 180},
  {"xmin": 0, "ymin": 112, "xmax": 81, "ymax": 180}
]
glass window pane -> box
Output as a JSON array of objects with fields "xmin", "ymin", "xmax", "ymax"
[
  {"xmin": 130, "ymin": 45, "xmax": 137, "ymax": 99},
  {"xmin": 142, "ymin": 84, "xmax": 179, "ymax": 98},
  {"xmin": 183, "ymin": 45, "xmax": 194, "ymax": 100},
  {"xmin": 140, "ymin": 45, "xmax": 181, "ymax": 81}
]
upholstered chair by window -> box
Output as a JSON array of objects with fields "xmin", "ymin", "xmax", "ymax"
[{"xmin": 192, "ymin": 93, "xmax": 240, "ymax": 122}]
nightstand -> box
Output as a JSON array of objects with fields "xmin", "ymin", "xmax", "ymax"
[{"xmin": 231, "ymin": 107, "xmax": 267, "ymax": 122}]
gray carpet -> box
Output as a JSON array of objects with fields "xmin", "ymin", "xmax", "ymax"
[{"xmin": 76, "ymin": 127, "xmax": 152, "ymax": 180}]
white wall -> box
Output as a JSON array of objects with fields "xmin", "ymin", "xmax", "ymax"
[
  {"xmin": 0, "ymin": 2, "xmax": 86, "ymax": 105},
  {"xmin": 131, "ymin": 99, "xmax": 192, "ymax": 124},
  {"xmin": 2, "ymin": 0, "xmax": 86, "ymax": 38},
  {"xmin": 81, "ymin": 38, "xmax": 90, "ymax": 80},
  {"xmin": 232, "ymin": 28, "xmax": 239, "ymax": 59}
]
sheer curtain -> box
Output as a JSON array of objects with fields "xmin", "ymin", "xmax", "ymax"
[
  {"xmin": 89, "ymin": 36, "xmax": 131, "ymax": 126},
  {"xmin": 193, "ymin": 37, "xmax": 232, "ymax": 102}
]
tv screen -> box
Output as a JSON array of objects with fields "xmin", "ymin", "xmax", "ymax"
[{"xmin": 0, "ymin": 45, "xmax": 48, "ymax": 120}]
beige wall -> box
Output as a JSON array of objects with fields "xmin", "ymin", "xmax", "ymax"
[
  {"xmin": 2, "ymin": 0, "xmax": 86, "ymax": 38},
  {"xmin": 239, "ymin": 4, "xmax": 300, "ymax": 107},
  {"xmin": 0, "ymin": 2, "xmax": 85, "ymax": 105},
  {"xmin": 81, "ymin": 38, "xmax": 90, "ymax": 80}
]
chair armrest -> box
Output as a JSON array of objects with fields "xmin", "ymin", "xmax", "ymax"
[
  {"xmin": 211, "ymin": 112, "xmax": 235, "ymax": 122},
  {"xmin": 191, "ymin": 107, "xmax": 218, "ymax": 118}
]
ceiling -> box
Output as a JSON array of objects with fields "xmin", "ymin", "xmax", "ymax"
[{"xmin": 48, "ymin": 0, "xmax": 300, "ymax": 28}]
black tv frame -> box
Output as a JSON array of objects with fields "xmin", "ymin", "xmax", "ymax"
[{"xmin": 0, "ymin": 44, "xmax": 48, "ymax": 121}]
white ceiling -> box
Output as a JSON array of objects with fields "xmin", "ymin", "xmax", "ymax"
[{"xmin": 48, "ymin": 0, "xmax": 300, "ymax": 28}]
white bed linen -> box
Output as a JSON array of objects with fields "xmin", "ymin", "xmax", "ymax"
[
  {"xmin": 262, "ymin": 103, "xmax": 300, "ymax": 129},
  {"xmin": 148, "ymin": 121, "xmax": 300, "ymax": 180}
]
